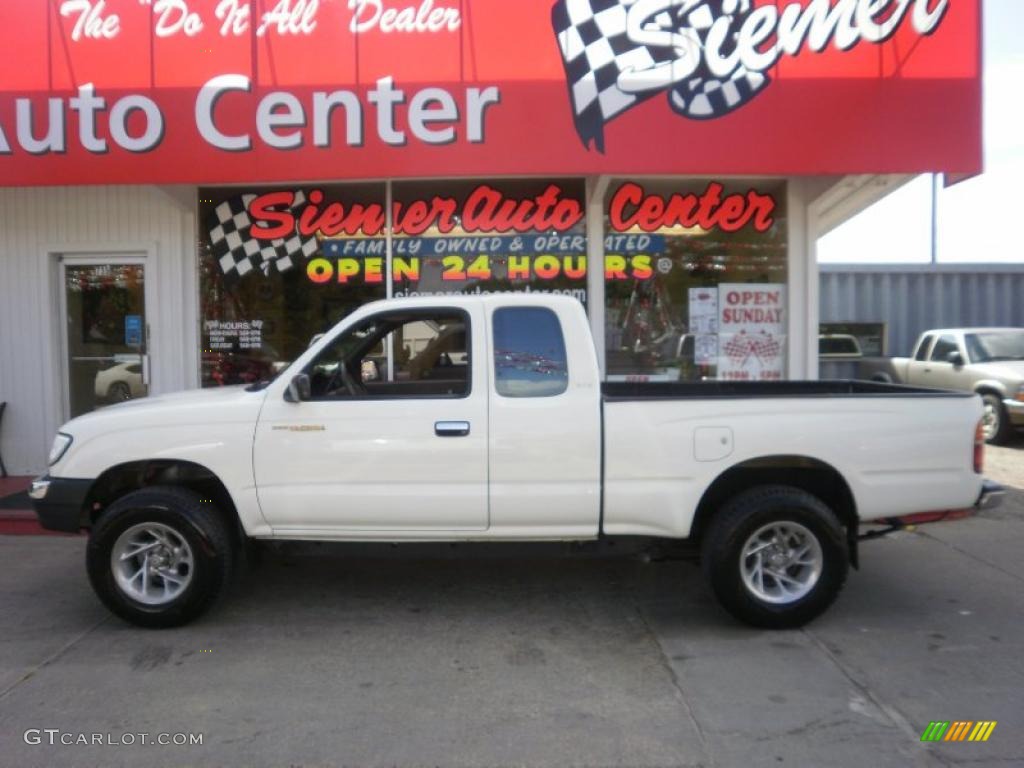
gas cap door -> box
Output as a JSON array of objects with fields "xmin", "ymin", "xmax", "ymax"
[{"xmin": 694, "ymin": 427, "xmax": 734, "ymax": 462}]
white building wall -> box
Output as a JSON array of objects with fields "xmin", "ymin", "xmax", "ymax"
[{"xmin": 0, "ymin": 186, "xmax": 197, "ymax": 474}]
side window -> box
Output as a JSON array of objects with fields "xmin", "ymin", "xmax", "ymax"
[
  {"xmin": 306, "ymin": 311, "xmax": 469, "ymax": 399},
  {"xmin": 929, "ymin": 335, "xmax": 958, "ymax": 363},
  {"xmin": 819, "ymin": 336, "xmax": 861, "ymax": 357},
  {"xmin": 393, "ymin": 319, "xmax": 468, "ymax": 388},
  {"xmin": 914, "ymin": 335, "xmax": 934, "ymax": 361},
  {"xmin": 492, "ymin": 307, "xmax": 569, "ymax": 398}
]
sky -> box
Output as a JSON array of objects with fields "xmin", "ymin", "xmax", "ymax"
[{"xmin": 818, "ymin": 0, "xmax": 1024, "ymax": 264}]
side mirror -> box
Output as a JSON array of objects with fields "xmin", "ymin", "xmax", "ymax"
[
  {"xmin": 947, "ymin": 350, "xmax": 965, "ymax": 368},
  {"xmin": 284, "ymin": 373, "xmax": 312, "ymax": 403}
]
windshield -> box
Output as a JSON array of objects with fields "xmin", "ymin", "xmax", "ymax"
[{"xmin": 964, "ymin": 332, "xmax": 1024, "ymax": 363}]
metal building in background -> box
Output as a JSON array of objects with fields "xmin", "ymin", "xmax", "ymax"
[{"xmin": 820, "ymin": 265, "xmax": 1024, "ymax": 359}]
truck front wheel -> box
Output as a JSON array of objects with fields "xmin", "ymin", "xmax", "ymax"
[
  {"xmin": 701, "ymin": 485, "xmax": 848, "ymax": 629},
  {"xmin": 981, "ymin": 393, "xmax": 1012, "ymax": 445},
  {"xmin": 86, "ymin": 486, "xmax": 235, "ymax": 628}
]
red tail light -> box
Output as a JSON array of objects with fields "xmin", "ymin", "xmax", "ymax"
[{"xmin": 974, "ymin": 420, "xmax": 985, "ymax": 474}]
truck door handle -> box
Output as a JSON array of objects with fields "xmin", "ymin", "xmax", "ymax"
[{"xmin": 435, "ymin": 421, "xmax": 470, "ymax": 437}]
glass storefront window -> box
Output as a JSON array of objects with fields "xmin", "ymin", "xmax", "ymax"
[
  {"xmin": 390, "ymin": 179, "xmax": 587, "ymax": 305},
  {"xmin": 199, "ymin": 180, "xmax": 588, "ymax": 387},
  {"xmin": 198, "ymin": 184, "xmax": 386, "ymax": 387},
  {"xmin": 198, "ymin": 178, "xmax": 788, "ymax": 388},
  {"xmin": 603, "ymin": 179, "xmax": 788, "ymax": 382}
]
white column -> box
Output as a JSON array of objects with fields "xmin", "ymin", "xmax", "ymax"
[
  {"xmin": 585, "ymin": 176, "xmax": 609, "ymax": 378},
  {"xmin": 385, "ymin": 180, "xmax": 395, "ymax": 383},
  {"xmin": 786, "ymin": 179, "xmax": 818, "ymax": 380},
  {"xmin": 806, "ymin": 194, "xmax": 821, "ymax": 380}
]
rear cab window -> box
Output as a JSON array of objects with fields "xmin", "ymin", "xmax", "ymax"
[
  {"xmin": 819, "ymin": 335, "xmax": 861, "ymax": 358},
  {"xmin": 492, "ymin": 307, "xmax": 569, "ymax": 397}
]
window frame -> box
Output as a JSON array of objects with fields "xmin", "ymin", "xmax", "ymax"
[
  {"xmin": 491, "ymin": 306, "xmax": 570, "ymax": 399},
  {"xmin": 303, "ymin": 307, "xmax": 473, "ymax": 402}
]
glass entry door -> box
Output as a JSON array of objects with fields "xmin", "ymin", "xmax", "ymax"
[{"xmin": 62, "ymin": 260, "xmax": 149, "ymax": 419}]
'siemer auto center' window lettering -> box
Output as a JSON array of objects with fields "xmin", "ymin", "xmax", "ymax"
[
  {"xmin": 198, "ymin": 181, "xmax": 587, "ymax": 388},
  {"xmin": 603, "ymin": 179, "xmax": 788, "ymax": 383},
  {"xmin": 199, "ymin": 183, "xmax": 387, "ymax": 388},
  {"xmin": 492, "ymin": 307, "xmax": 568, "ymax": 398},
  {"xmin": 199, "ymin": 179, "xmax": 791, "ymax": 387},
  {"xmin": 389, "ymin": 180, "xmax": 587, "ymax": 304}
]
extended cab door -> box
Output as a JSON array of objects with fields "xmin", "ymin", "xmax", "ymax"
[
  {"xmin": 485, "ymin": 300, "xmax": 602, "ymax": 537},
  {"xmin": 904, "ymin": 334, "xmax": 935, "ymax": 385},
  {"xmin": 924, "ymin": 334, "xmax": 974, "ymax": 390},
  {"xmin": 253, "ymin": 305, "xmax": 488, "ymax": 533}
]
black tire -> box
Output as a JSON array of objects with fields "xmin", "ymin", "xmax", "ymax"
[
  {"xmin": 107, "ymin": 381, "xmax": 132, "ymax": 402},
  {"xmin": 981, "ymin": 393, "xmax": 1012, "ymax": 445},
  {"xmin": 86, "ymin": 486, "xmax": 235, "ymax": 628},
  {"xmin": 701, "ymin": 485, "xmax": 849, "ymax": 629}
]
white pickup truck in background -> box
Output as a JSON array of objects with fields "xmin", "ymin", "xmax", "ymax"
[
  {"xmin": 859, "ymin": 328, "xmax": 1024, "ymax": 444},
  {"xmin": 32, "ymin": 295, "xmax": 1002, "ymax": 629}
]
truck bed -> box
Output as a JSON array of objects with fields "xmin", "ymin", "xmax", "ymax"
[
  {"xmin": 599, "ymin": 378, "xmax": 983, "ymax": 537},
  {"xmin": 602, "ymin": 379, "xmax": 973, "ymax": 400}
]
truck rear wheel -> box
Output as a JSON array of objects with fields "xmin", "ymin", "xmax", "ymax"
[
  {"xmin": 701, "ymin": 485, "xmax": 848, "ymax": 629},
  {"xmin": 86, "ymin": 486, "xmax": 234, "ymax": 628}
]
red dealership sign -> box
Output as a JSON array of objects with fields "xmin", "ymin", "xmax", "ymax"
[{"xmin": 0, "ymin": 0, "xmax": 981, "ymax": 186}]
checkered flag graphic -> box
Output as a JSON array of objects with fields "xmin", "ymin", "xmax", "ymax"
[
  {"xmin": 748, "ymin": 331, "xmax": 781, "ymax": 363},
  {"xmin": 723, "ymin": 330, "xmax": 781, "ymax": 368},
  {"xmin": 205, "ymin": 192, "xmax": 319, "ymax": 282},
  {"xmin": 723, "ymin": 330, "xmax": 753, "ymax": 365},
  {"xmin": 551, "ymin": 0, "xmax": 770, "ymax": 151}
]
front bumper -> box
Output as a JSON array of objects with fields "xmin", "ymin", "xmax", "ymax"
[
  {"xmin": 1003, "ymin": 398, "xmax": 1024, "ymax": 427},
  {"xmin": 29, "ymin": 475, "xmax": 93, "ymax": 533}
]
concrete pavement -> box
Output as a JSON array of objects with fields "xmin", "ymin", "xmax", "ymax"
[{"xmin": 1, "ymin": 451, "xmax": 1022, "ymax": 767}]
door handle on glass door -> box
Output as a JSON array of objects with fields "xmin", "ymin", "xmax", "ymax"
[{"xmin": 435, "ymin": 421, "xmax": 470, "ymax": 437}]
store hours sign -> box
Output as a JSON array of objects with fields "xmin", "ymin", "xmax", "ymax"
[{"xmin": 717, "ymin": 284, "xmax": 786, "ymax": 381}]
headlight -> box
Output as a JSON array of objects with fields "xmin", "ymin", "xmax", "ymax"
[{"xmin": 48, "ymin": 433, "xmax": 73, "ymax": 465}]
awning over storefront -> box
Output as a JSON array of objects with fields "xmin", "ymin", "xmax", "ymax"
[{"xmin": 0, "ymin": 0, "xmax": 981, "ymax": 185}]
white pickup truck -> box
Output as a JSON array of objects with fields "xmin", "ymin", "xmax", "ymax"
[
  {"xmin": 859, "ymin": 328, "xmax": 1024, "ymax": 444},
  {"xmin": 32, "ymin": 295, "xmax": 1002, "ymax": 629}
]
